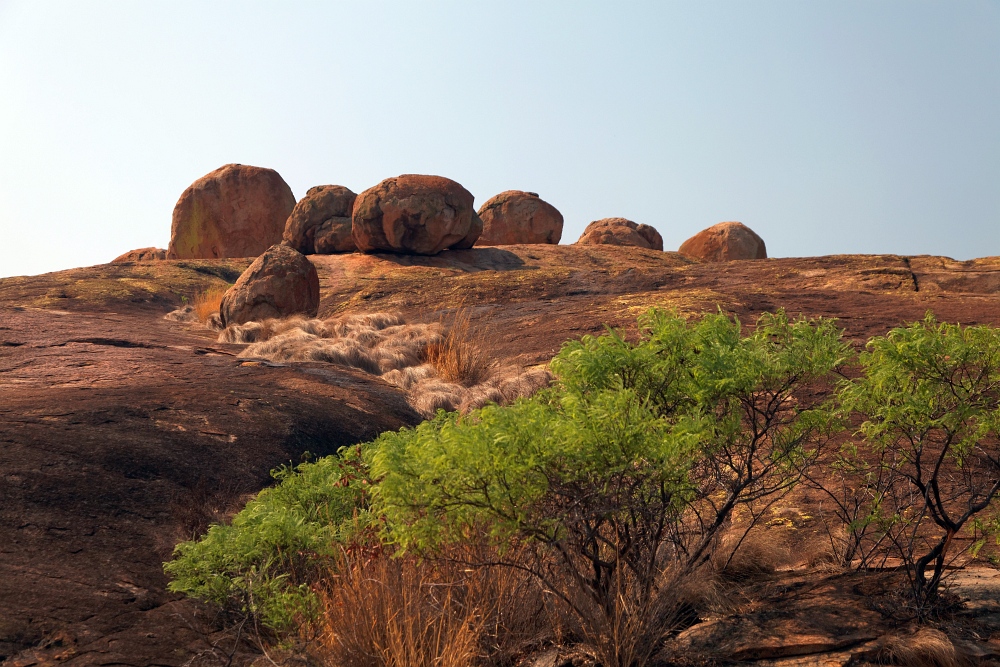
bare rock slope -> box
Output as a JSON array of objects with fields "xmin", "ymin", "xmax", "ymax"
[{"xmin": 1, "ymin": 247, "xmax": 1000, "ymax": 664}]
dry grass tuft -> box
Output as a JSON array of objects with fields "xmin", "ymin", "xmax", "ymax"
[
  {"xmin": 874, "ymin": 628, "xmax": 963, "ymax": 667},
  {"xmin": 192, "ymin": 285, "xmax": 228, "ymax": 324},
  {"xmin": 314, "ymin": 544, "xmax": 551, "ymax": 667},
  {"xmin": 710, "ymin": 527, "xmax": 792, "ymax": 583},
  {"xmin": 425, "ymin": 308, "xmax": 497, "ymax": 387},
  {"xmin": 216, "ymin": 311, "xmax": 551, "ymax": 417}
]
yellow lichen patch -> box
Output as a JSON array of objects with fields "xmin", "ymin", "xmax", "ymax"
[{"xmin": 0, "ymin": 259, "xmax": 250, "ymax": 311}]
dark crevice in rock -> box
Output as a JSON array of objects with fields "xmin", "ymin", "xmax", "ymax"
[
  {"xmin": 902, "ymin": 257, "xmax": 920, "ymax": 292},
  {"xmin": 65, "ymin": 338, "xmax": 164, "ymax": 349}
]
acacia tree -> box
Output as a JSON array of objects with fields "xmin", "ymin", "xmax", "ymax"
[
  {"xmin": 369, "ymin": 309, "xmax": 849, "ymax": 667},
  {"xmin": 839, "ymin": 315, "xmax": 1000, "ymax": 607}
]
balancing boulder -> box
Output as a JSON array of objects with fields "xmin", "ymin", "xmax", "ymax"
[
  {"xmin": 111, "ymin": 247, "xmax": 166, "ymax": 263},
  {"xmin": 352, "ymin": 175, "xmax": 482, "ymax": 255},
  {"xmin": 283, "ymin": 185, "xmax": 358, "ymax": 254},
  {"xmin": 576, "ymin": 218, "xmax": 663, "ymax": 251},
  {"xmin": 167, "ymin": 164, "xmax": 296, "ymax": 260},
  {"xmin": 219, "ymin": 244, "xmax": 319, "ymax": 326},
  {"xmin": 476, "ymin": 190, "xmax": 563, "ymax": 245},
  {"xmin": 678, "ymin": 221, "xmax": 766, "ymax": 262}
]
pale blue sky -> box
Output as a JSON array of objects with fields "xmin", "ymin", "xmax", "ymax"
[{"xmin": 1, "ymin": 1, "xmax": 997, "ymax": 278}]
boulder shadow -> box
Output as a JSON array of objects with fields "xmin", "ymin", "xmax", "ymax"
[{"xmin": 369, "ymin": 247, "xmax": 531, "ymax": 273}]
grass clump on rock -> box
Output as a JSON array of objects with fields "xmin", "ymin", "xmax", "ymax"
[{"xmin": 164, "ymin": 448, "xmax": 371, "ymax": 631}]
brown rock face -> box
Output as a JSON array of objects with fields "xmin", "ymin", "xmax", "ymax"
[
  {"xmin": 352, "ymin": 174, "xmax": 482, "ymax": 255},
  {"xmin": 167, "ymin": 164, "xmax": 296, "ymax": 260},
  {"xmin": 111, "ymin": 247, "xmax": 166, "ymax": 263},
  {"xmin": 282, "ymin": 185, "xmax": 358, "ymax": 255},
  {"xmin": 679, "ymin": 221, "xmax": 767, "ymax": 262},
  {"xmin": 476, "ymin": 190, "xmax": 564, "ymax": 245},
  {"xmin": 576, "ymin": 218, "xmax": 664, "ymax": 251},
  {"xmin": 219, "ymin": 244, "xmax": 320, "ymax": 326}
]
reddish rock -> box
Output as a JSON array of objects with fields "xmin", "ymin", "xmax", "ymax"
[
  {"xmin": 167, "ymin": 164, "xmax": 296, "ymax": 260},
  {"xmin": 679, "ymin": 221, "xmax": 767, "ymax": 262},
  {"xmin": 452, "ymin": 210, "xmax": 484, "ymax": 250},
  {"xmin": 282, "ymin": 185, "xmax": 358, "ymax": 255},
  {"xmin": 576, "ymin": 218, "xmax": 663, "ymax": 250},
  {"xmin": 219, "ymin": 244, "xmax": 319, "ymax": 326},
  {"xmin": 111, "ymin": 247, "xmax": 166, "ymax": 263},
  {"xmin": 352, "ymin": 175, "xmax": 482, "ymax": 255},
  {"xmin": 476, "ymin": 191, "xmax": 563, "ymax": 245}
]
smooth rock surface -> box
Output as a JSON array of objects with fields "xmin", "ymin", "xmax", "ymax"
[
  {"xmin": 352, "ymin": 174, "xmax": 481, "ymax": 255},
  {"xmin": 167, "ymin": 164, "xmax": 296, "ymax": 260},
  {"xmin": 219, "ymin": 244, "xmax": 319, "ymax": 326},
  {"xmin": 576, "ymin": 217, "xmax": 663, "ymax": 250},
  {"xmin": 476, "ymin": 190, "xmax": 563, "ymax": 245},
  {"xmin": 282, "ymin": 185, "xmax": 358, "ymax": 255},
  {"xmin": 111, "ymin": 247, "xmax": 166, "ymax": 263},
  {"xmin": 679, "ymin": 221, "xmax": 767, "ymax": 261}
]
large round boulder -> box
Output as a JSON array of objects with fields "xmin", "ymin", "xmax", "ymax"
[
  {"xmin": 167, "ymin": 164, "xmax": 296, "ymax": 260},
  {"xmin": 111, "ymin": 247, "xmax": 166, "ymax": 263},
  {"xmin": 575, "ymin": 218, "xmax": 663, "ymax": 251},
  {"xmin": 219, "ymin": 244, "xmax": 320, "ymax": 326},
  {"xmin": 352, "ymin": 175, "xmax": 482, "ymax": 255},
  {"xmin": 678, "ymin": 221, "xmax": 767, "ymax": 262},
  {"xmin": 282, "ymin": 185, "xmax": 358, "ymax": 254},
  {"xmin": 476, "ymin": 191, "xmax": 563, "ymax": 245}
]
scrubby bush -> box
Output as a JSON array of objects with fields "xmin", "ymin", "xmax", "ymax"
[
  {"xmin": 164, "ymin": 448, "xmax": 371, "ymax": 631},
  {"xmin": 833, "ymin": 314, "xmax": 1000, "ymax": 609},
  {"xmin": 164, "ymin": 308, "xmax": 850, "ymax": 663},
  {"xmin": 369, "ymin": 309, "xmax": 849, "ymax": 667}
]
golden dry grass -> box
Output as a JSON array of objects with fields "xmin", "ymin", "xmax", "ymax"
[
  {"xmin": 710, "ymin": 526, "xmax": 793, "ymax": 583},
  {"xmin": 875, "ymin": 628, "xmax": 963, "ymax": 667},
  {"xmin": 192, "ymin": 285, "xmax": 227, "ymax": 323},
  {"xmin": 314, "ymin": 544, "xmax": 551, "ymax": 667},
  {"xmin": 218, "ymin": 311, "xmax": 551, "ymax": 417},
  {"xmin": 425, "ymin": 308, "xmax": 497, "ymax": 387}
]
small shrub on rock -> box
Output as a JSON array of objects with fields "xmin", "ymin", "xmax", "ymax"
[
  {"xmin": 164, "ymin": 448, "xmax": 371, "ymax": 632},
  {"xmin": 370, "ymin": 309, "xmax": 849, "ymax": 667},
  {"xmin": 830, "ymin": 314, "xmax": 1000, "ymax": 611}
]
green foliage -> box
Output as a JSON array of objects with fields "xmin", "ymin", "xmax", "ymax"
[
  {"xmin": 837, "ymin": 313, "xmax": 1000, "ymax": 605},
  {"xmin": 370, "ymin": 309, "xmax": 848, "ymax": 667},
  {"xmin": 163, "ymin": 307, "xmax": 850, "ymax": 657},
  {"xmin": 164, "ymin": 447, "xmax": 371, "ymax": 631},
  {"xmin": 371, "ymin": 310, "xmax": 848, "ymax": 553}
]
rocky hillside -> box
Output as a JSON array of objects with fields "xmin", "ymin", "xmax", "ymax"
[{"xmin": 1, "ymin": 246, "xmax": 999, "ymax": 665}]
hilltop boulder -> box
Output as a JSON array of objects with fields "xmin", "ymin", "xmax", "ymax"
[
  {"xmin": 219, "ymin": 244, "xmax": 319, "ymax": 326},
  {"xmin": 352, "ymin": 174, "xmax": 481, "ymax": 255},
  {"xmin": 283, "ymin": 185, "xmax": 358, "ymax": 254},
  {"xmin": 679, "ymin": 221, "xmax": 767, "ymax": 262},
  {"xmin": 576, "ymin": 218, "xmax": 663, "ymax": 251},
  {"xmin": 167, "ymin": 164, "xmax": 296, "ymax": 260},
  {"xmin": 111, "ymin": 247, "xmax": 166, "ymax": 263},
  {"xmin": 476, "ymin": 190, "xmax": 563, "ymax": 245}
]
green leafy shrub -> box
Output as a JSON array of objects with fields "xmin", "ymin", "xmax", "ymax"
[
  {"xmin": 164, "ymin": 447, "xmax": 371, "ymax": 631},
  {"xmin": 835, "ymin": 314, "xmax": 1000, "ymax": 609},
  {"xmin": 164, "ymin": 308, "xmax": 849, "ymax": 658},
  {"xmin": 370, "ymin": 309, "xmax": 849, "ymax": 667}
]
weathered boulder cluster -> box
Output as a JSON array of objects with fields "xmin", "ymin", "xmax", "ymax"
[
  {"xmin": 151, "ymin": 162, "xmax": 767, "ymax": 263},
  {"xmin": 137, "ymin": 163, "xmax": 769, "ymax": 323}
]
